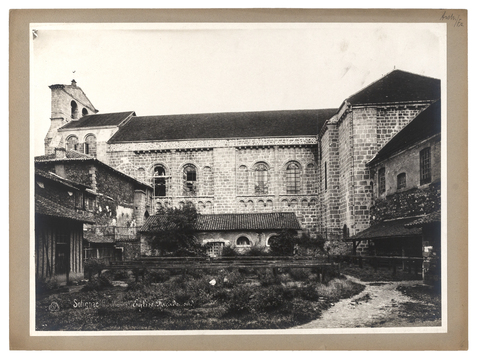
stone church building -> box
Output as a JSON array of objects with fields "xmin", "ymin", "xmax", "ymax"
[{"xmin": 42, "ymin": 70, "xmax": 440, "ymax": 255}]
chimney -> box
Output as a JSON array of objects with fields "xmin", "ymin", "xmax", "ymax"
[
  {"xmin": 55, "ymin": 147, "xmax": 66, "ymax": 159},
  {"xmin": 71, "ymin": 79, "xmax": 77, "ymax": 87}
]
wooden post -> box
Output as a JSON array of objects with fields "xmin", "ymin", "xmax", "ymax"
[
  {"xmin": 359, "ymin": 256, "xmax": 363, "ymax": 269},
  {"xmin": 373, "ymin": 257, "xmax": 378, "ymax": 271}
]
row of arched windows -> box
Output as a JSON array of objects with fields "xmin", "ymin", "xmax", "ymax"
[
  {"xmin": 141, "ymin": 164, "xmax": 214, "ymax": 198},
  {"xmin": 237, "ymin": 161, "xmax": 317, "ymax": 196},
  {"xmin": 140, "ymin": 160, "xmax": 317, "ymax": 198},
  {"xmin": 65, "ymin": 134, "xmax": 97, "ymax": 157}
]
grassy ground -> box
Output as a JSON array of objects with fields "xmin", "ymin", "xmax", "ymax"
[{"xmin": 36, "ymin": 268, "xmax": 365, "ymax": 331}]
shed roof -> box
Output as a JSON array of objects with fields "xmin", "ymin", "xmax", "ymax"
[
  {"xmin": 140, "ymin": 212, "xmax": 302, "ymax": 233},
  {"xmin": 35, "ymin": 194, "xmax": 95, "ymax": 223},
  {"xmin": 108, "ymin": 109, "xmax": 337, "ymax": 143},
  {"xmin": 347, "ymin": 70, "xmax": 440, "ymax": 106},
  {"xmin": 59, "ymin": 111, "xmax": 135, "ymax": 130},
  {"xmin": 368, "ymin": 99, "xmax": 441, "ymax": 166},
  {"xmin": 405, "ymin": 210, "xmax": 441, "ymax": 228},
  {"xmin": 347, "ymin": 217, "xmax": 423, "ymax": 241}
]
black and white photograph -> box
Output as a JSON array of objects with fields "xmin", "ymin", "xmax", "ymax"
[{"xmin": 29, "ymin": 18, "xmax": 449, "ymax": 337}]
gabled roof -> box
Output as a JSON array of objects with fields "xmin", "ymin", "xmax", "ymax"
[
  {"xmin": 34, "ymin": 150, "xmax": 152, "ymax": 190},
  {"xmin": 348, "ymin": 217, "xmax": 422, "ymax": 241},
  {"xmin": 35, "ymin": 149, "xmax": 96, "ymax": 163},
  {"xmin": 346, "ymin": 70, "xmax": 440, "ymax": 106},
  {"xmin": 140, "ymin": 212, "xmax": 302, "ymax": 233},
  {"xmin": 368, "ymin": 99, "xmax": 441, "ymax": 166},
  {"xmin": 35, "ymin": 168, "xmax": 91, "ymax": 191},
  {"xmin": 35, "ymin": 194, "xmax": 95, "ymax": 223},
  {"xmin": 59, "ymin": 111, "xmax": 135, "ymax": 130},
  {"xmin": 108, "ymin": 109, "xmax": 337, "ymax": 143}
]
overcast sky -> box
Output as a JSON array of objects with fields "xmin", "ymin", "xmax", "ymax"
[{"xmin": 31, "ymin": 22, "xmax": 446, "ymax": 156}]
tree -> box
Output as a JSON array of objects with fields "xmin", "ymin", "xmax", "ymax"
[
  {"xmin": 268, "ymin": 229, "xmax": 298, "ymax": 256},
  {"xmin": 145, "ymin": 201, "xmax": 206, "ymax": 256}
]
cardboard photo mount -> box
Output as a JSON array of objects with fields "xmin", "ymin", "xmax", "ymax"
[{"xmin": 9, "ymin": 8, "xmax": 468, "ymax": 351}]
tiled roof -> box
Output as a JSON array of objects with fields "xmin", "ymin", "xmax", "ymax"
[
  {"xmin": 140, "ymin": 212, "xmax": 302, "ymax": 233},
  {"xmin": 34, "ymin": 149, "xmax": 95, "ymax": 162},
  {"xmin": 35, "ymin": 194, "xmax": 95, "ymax": 223},
  {"xmin": 59, "ymin": 111, "xmax": 135, "ymax": 130},
  {"xmin": 405, "ymin": 210, "xmax": 441, "ymax": 228},
  {"xmin": 348, "ymin": 217, "xmax": 422, "ymax": 241},
  {"xmin": 83, "ymin": 231, "xmax": 115, "ymax": 244},
  {"xmin": 347, "ymin": 70, "xmax": 440, "ymax": 106},
  {"xmin": 34, "ymin": 151, "xmax": 152, "ymax": 190},
  {"xmin": 108, "ymin": 109, "xmax": 337, "ymax": 143},
  {"xmin": 35, "ymin": 168, "xmax": 90, "ymax": 190},
  {"xmin": 368, "ymin": 99, "xmax": 441, "ymax": 166}
]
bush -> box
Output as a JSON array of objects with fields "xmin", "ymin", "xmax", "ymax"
[
  {"xmin": 244, "ymin": 245, "xmax": 270, "ymax": 256},
  {"xmin": 249, "ymin": 286, "xmax": 285, "ymax": 312},
  {"xmin": 221, "ymin": 245, "xmax": 238, "ymax": 256},
  {"xmin": 294, "ymin": 284, "xmax": 319, "ymax": 301},
  {"xmin": 269, "ymin": 229, "xmax": 298, "ymax": 256},
  {"xmin": 257, "ymin": 270, "xmax": 282, "ymax": 286},
  {"xmin": 290, "ymin": 299, "xmax": 318, "ymax": 322},
  {"xmin": 81, "ymin": 276, "xmax": 113, "ymax": 292},
  {"xmin": 288, "ymin": 268, "xmax": 311, "ymax": 281},
  {"xmin": 225, "ymin": 285, "xmax": 253, "ymax": 315},
  {"xmin": 84, "ymin": 259, "xmax": 109, "ymax": 279}
]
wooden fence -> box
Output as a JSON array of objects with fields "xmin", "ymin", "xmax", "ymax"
[{"xmin": 107, "ymin": 255, "xmax": 340, "ymax": 283}]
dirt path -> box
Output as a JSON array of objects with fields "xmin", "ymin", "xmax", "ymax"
[{"xmin": 294, "ymin": 276, "xmax": 441, "ymax": 329}]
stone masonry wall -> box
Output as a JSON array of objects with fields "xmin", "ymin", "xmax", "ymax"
[{"xmin": 108, "ymin": 141, "xmax": 321, "ymax": 235}]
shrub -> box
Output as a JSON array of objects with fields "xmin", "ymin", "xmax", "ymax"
[
  {"xmin": 249, "ymin": 285, "xmax": 285, "ymax": 312},
  {"xmin": 294, "ymin": 283, "xmax": 319, "ymax": 301},
  {"xmin": 84, "ymin": 259, "xmax": 109, "ymax": 279},
  {"xmin": 269, "ymin": 229, "xmax": 298, "ymax": 256},
  {"xmin": 257, "ymin": 270, "xmax": 282, "ymax": 286},
  {"xmin": 288, "ymin": 268, "xmax": 311, "ymax": 281},
  {"xmin": 244, "ymin": 245, "xmax": 270, "ymax": 256},
  {"xmin": 225, "ymin": 285, "xmax": 253, "ymax": 315},
  {"xmin": 219, "ymin": 270, "xmax": 244, "ymax": 288},
  {"xmin": 81, "ymin": 275, "xmax": 113, "ymax": 292},
  {"xmin": 290, "ymin": 299, "xmax": 318, "ymax": 322},
  {"xmin": 221, "ymin": 245, "xmax": 238, "ymax": 256}
]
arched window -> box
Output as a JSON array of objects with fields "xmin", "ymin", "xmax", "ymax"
[
  {"xmin": 254, "ymin": 162, "xmax": 269, "ymax": 195},
  {"xmin": 71, "ymin": 101, "xmax": 78, "ymax": 120},
  {"xmin": 236, "ymin": 236, "xmax": 251, "ymax": 246},
  {"xmin": 266, "ymin": 235, "xmax": 279, "ymax": 247},
  {"xmin": 286, "ymin": 162, "xmax": 301, "ymax": 194},
  {"xmin": 84, "ymin": 134, "xmax": 97, "ymax": 156},
  {"xmin": 183, "ymin": 165, "xmax": 197, "ymax": 196},
  {"xmin": 66, "ymin": 135, "xmax": 79, "ymax": 151},
  {"xmin": 153, "ymin": 166, "xmax": 167, "ymax": 197},
  {"xmin": 82, "ymin": 108, "xmax": 88, "ymax": 116}
]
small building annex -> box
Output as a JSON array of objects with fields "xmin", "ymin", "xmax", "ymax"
[
  {"xmin": 35, "ymin": 148, "xmax": 153, "ymax": 263},
  {"xmin": 35, "ymin": 168, "xmax": 95, "ymax": 283},
  {"xmin": 348, "ymin": 99, "xmax": 441, "ymax": 259}
]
